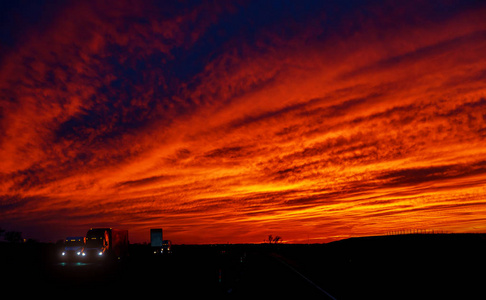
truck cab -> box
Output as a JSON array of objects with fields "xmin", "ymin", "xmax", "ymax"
[
  {"xmin": 84, "ymin": 228, "xmax": 110, "ymax": 259},
  {"xmin": 162, "ymin": 240, "xmax": 172, "ymax": 254},
  {"xmin": 61, "ymin": 236, "xmax": 85, "ymax": 260},
  {"xmin": 82, "ymin": 228, "xmax": 128, "ymax": 261}
]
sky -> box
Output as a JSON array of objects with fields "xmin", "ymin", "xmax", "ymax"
[{"xmin": 1, "ymin": 0, "xmax": 486, "ymax": 244}]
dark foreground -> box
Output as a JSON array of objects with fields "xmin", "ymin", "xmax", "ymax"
[{"xmin": 2, "ymin": 234, "xmax": 485, "ymax": 299}]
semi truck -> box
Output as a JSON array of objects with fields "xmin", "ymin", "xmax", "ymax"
[
  {"xmin": 61, "ymin": 236, "xmax": 85, "ymax": 260},
  {"xmin": 151, "ymin": 228, "xmax": 172, "ymax": 254},
  {"xmin": 162, "ymin": 240, "xmax": 172, "ymax": 254},
  {"xmin": 83, "ymin": 228, "xmax": 129, "ymax": 261}
]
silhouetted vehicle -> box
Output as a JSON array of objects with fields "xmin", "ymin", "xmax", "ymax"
[
  {"xmin": 162, "ymin": 240, "xmax": 172, "ymax": 254},
  {"xmin": 82, "ymin": 228, "xmax": 128, "ymax": 261},
  {"xmin": 151, "ymin": 228, "xmax": 164, "ymax": 254},
  {"xmin": 61, "ymin": 236, "xmax": 85, "ymax": 260}
]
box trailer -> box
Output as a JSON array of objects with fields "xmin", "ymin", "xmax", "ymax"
[{"xmin": 151, "ymin": 229, "xmax": 164, "ymax": 254}]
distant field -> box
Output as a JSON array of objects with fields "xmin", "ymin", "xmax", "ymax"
[{"xmin": 2, "ymin": 234, "xmax": 485, "ymax": 299}]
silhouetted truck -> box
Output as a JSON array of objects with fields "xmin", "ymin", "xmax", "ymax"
[
  {"xmin": 162, "ymin": 240, "xmax": 172, "ymax": 254},
  {"xmin": 83, "ymin": 228, "xmax": 128, "ymax": 260},
  {"xmin": 61, "ymin": 236, "xmax": 85, "ymax": 260}
]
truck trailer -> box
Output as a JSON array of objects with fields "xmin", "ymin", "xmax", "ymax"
[
  {"xmin": 83, "ymin": 228, "xmax": 128, "ymax": 260},
  {"xmin": 150, "ymin": 228, "xmax": 163, "ymax": 254}
]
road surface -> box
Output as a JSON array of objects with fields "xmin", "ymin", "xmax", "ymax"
[{"xmin": 3, "ymin": 235, "xmax": 486, "ymax": 299}]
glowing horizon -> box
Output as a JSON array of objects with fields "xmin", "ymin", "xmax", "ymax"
[{"xmin": 1, "ymin": 0, "xmax": 486, "ymax": 244}]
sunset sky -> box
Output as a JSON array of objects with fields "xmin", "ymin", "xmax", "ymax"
[{"xmin": 1, "ymin": 0, "xmax": 486, "ymax": 244}]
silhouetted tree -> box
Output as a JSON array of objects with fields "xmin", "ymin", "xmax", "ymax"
[
  {"xmin": 266, "ymin": 235, "xmax": 282, "ymax": 244},
  {"xmin": 267, "ymin": 235, "xmax": 273, "ymax": 243},
  {"xmin": 5, "ymin": 231, "xmax": 22, "ymax": 243}
]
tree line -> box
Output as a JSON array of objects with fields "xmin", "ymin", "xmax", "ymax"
[{"xmin": 0, "ymin": 228, "xmax": 24, "ymax": 243}]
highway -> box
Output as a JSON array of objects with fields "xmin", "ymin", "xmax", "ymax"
[
  {"xmin": 3, "ymin": 235, "xmax": 486, "ymax": 299},
  {"xmin": 231, "ymin": 251, "xmax": 336, "ymax": 298},
  {"xmin": 3, "ymin": 243, "xmax": 335, "ymax": 298}
]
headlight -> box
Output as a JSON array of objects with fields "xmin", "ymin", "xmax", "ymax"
[
  {"xmin": 77, "ymin": 252, "xmax": 81, "ymax": 255},
  {"xmin": 98, "ymin": 252, "xmax": 103, "ymax": 256},
  {"xmin": 62, "ymin": 252, "xmax": 66, "ymax": 256}
]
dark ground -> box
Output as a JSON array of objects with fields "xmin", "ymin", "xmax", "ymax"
[{"xmin": 2, "ymin": 234, "xmax": 485, "ymax": 299}]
